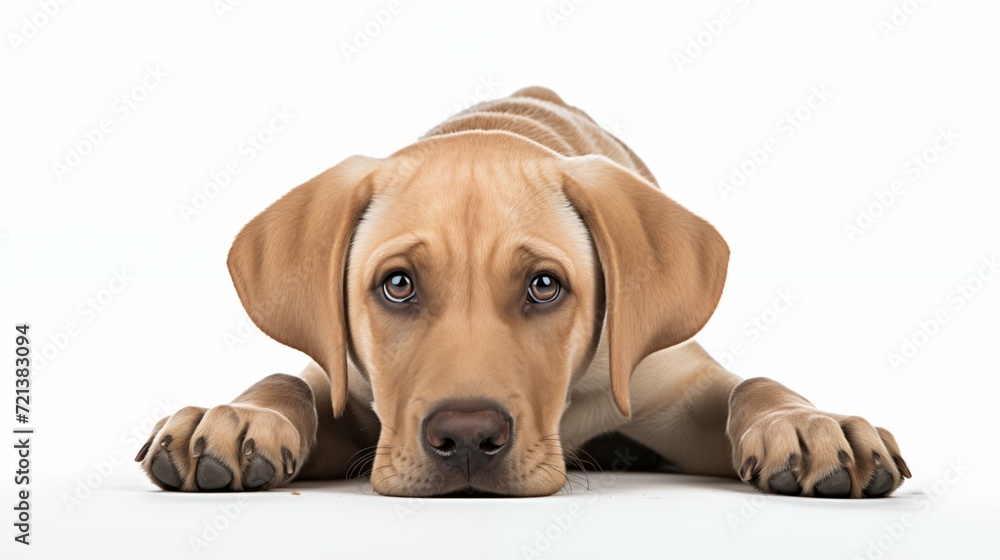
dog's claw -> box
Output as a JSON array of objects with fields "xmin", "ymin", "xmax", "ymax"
[
  {"xmin": 815, "ymin": 468, "xmax": 851, "ymax": 497},
  {"xmin": 134, "ymin": 439, "xmax": 153, "ymax": 462},
  {"xmin": 837, "ymin": 449, "xmax": 852, "ymax": 469},
  {"xmin": 192, "ymin": 436, "xmax": 206, "ymax": 458},
  {"xmin": 739, "ymin": 456, "xmax": 757, "ymax": 481},
  {"xmin": 243, "ymin": 456, "xmax": 275, "ymax": 489},
  {"xmin": 151, "ymin": 452, "xmax": 182, "ymax": 489},
  {"xmin": 196, "ymin": 456, "xmax": 233, "ymax": 490},
  {"xmin": 894, "ymin": 455, "xmax": 912, "ymax": 478},
  {"xmin": 281, "ymin": 447, "xmax": 296, "ymax": 477}
]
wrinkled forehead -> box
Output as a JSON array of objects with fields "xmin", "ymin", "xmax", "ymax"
[{"xmin": 350, "ymin": 153, "xmax": 594, "ymax": 280}]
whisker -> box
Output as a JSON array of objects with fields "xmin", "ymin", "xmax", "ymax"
[
  {"xmin": 354, "ymin": 469, "xmax": 383, "ymax": 495},
  {"xmin": 550, "ymin": 455, "xmax": 591, "ymax": 492},
  {"xmin": 344, "ymin": 445, "xmax": 384, "ymax": 480},
  {"xmin": 346, "ymin": 452, "xmax": 375, "ymax": 481},
  {"xmin": 568, "ymin": 447, "xmax": 605, "ymax": 475},
  {"xmin": 373, "ymin": 473, "xmax": 400, "ymax": 496},
  {"xmin": 344, "ymin": 456, "xmax": 372, "ymax": 480},
  {"xmin": 536, "ymin": 463, "xmax": 564, "ymax": 493},
  {"xmin": 346, "ymin": 443, "xmax": 397, "ymax": 480},
  {"xmin": 344, "ymin": 445, "xmax": 378, "ymax": 465}
]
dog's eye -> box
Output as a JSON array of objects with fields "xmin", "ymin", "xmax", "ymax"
[
  {"xmin": 527, "ymin": 273, "xmax": 560, "ymax": 304},
  {"xmin": 383, "ymin": 271, "xmax": 416, "ymax": 303}
]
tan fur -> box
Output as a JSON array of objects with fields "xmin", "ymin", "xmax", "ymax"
[{"xmin": 137, "ymin": 87, "xmax": 909, "ymax": 498}]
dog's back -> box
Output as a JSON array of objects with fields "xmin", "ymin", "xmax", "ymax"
[{"xmin": 424, "ymin": 86, "xmax": 656, "ymax": 185}]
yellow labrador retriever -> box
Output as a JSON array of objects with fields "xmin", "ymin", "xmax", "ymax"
[{"xmin": 136, "ymin": 87, "xmax": 910, "ymax": 498}]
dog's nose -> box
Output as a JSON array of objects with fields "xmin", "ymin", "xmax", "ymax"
[{"xmin": 423, "ymin": 405, "xmax": 512, "ymax": 469}]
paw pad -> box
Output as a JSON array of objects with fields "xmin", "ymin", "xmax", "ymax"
[
  {"xmin": 196, "ymin": 456, "xmax": 233, "ymax": 491},
  {"xmin": 814, "ymin": 468, "xmax": 851, "ymax": 498}
]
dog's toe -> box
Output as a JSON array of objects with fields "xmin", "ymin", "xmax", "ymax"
[
  {"xmin": 864, "ymin": 465, "xmax": 893, "ymax": 497},
  {"xmin": 767, "ymin": 470, "xmax": 801, "ymax": 495},
  {"xmin": 140, "ymin": 402, "xmax": 304, "ymax": 492},
  {"xmin": 196, "ymin": 456, "xmax": 233, "ymax": 491},
  {"xmin": 150, "ymin": 452, "xmax": 182, "ymax": 489},
  {"xmin": 814, "ymin": 468, "xmax": 851, "ymax": 497},
  {"xmin": 733, "ymin": 409, "xmax": 908, "ymax": 499},
  {"xmin": 243, "ymin": 455, "xmax": 275, "ymax": 490}
]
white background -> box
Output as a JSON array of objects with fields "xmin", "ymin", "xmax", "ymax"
[{"xmin": 2, "ymin": 1, "xmax": 998, "ymax": 558}]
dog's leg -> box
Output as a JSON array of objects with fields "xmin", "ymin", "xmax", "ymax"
[
  {"xmin": 619, "ymin": 342, "xmax": 911, "ymax": 498},
  {"xmin": 135, "ymin": 363, "xmax": 375, "ymax": 491}
]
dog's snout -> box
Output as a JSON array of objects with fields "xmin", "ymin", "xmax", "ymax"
[{"xmin": 423, "ymin": 405, "xmax": 512, "ymax": 468}]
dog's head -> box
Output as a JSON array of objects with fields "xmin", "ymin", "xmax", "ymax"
[{"xmin": 227, "ymin": 132, "xmax": 728, "ymax": 496}]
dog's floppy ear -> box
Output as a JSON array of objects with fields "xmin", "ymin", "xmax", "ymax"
[
  {"xmin": 227, "ymin": 155, "xmax": 382, "ymax": 417},
  {"xmin": 559, "ymin": 155, "xmax": 729, "ymax": 418}
]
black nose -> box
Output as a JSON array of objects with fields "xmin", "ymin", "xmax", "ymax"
[{"xmin": 423, "ymin": 403, "xmax": 512, "ymax": 471}]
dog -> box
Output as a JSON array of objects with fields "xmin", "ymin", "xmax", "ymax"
[{"xmin": 136, "ymin": 87, "xmax": 910, "ymax": 498}]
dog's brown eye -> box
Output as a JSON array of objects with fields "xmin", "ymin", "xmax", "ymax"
[
  {"xmin": 528, "ymin": 273, "xmax": 560, "ymax": 304},
  {"xmin": 383, "ymin": 271, "xmax": 415, "ymax": 303}
]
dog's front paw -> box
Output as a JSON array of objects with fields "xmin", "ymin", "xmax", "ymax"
[
  {"xmin": 730, "ymin": 407, "xmax": 911, "ymax": 499},
  {"xmin": 134, "ymin": 404, "xmax": 303, "ymax": 492}
]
